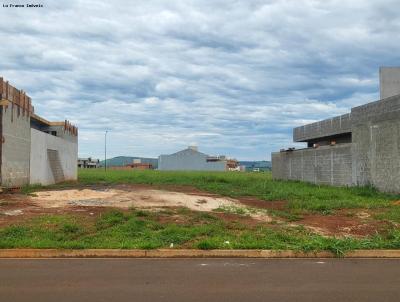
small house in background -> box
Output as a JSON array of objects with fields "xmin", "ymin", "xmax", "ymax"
[
  {"xmin": 78, "ymin": 157, "xmax": 100, "ymax": 169},
  {"xmin": 125, "ymin": 159, "xmax": 153, "ymax": 170},
  {"xmin": 109, "ymin": 158, "xmax": 154, "ymax": 170},
  {"xmin": 158, "ymin": 146, "xmax": 239, "ymax": 171}
]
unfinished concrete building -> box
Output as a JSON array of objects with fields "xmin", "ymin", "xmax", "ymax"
[
  {"xmin": 272, "ymin": 67, "xmax": 400, "ymax": 193},
  {"xmin": 0, "ymin": 77, "xmax": 78, "ymax": 187}
]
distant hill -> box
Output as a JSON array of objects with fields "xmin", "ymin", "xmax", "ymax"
[
  {"xmin": 100, "ymin": 156, "xmax": 158, "ymax": 168},
  {"xmin": 238, "ymin": 160, "xmax": 271, "ymax": 171}
]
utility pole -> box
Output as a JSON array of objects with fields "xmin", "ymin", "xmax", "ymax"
[{"xmin": 104, "ymin": 130, "xmax": 108, "ymax": 172}]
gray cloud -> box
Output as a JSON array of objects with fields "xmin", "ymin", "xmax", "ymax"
[{"xmin": 1, "ymin": 0, "xmax": 399, "ymax": 160}]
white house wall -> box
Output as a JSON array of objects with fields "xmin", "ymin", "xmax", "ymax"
[
  {"xmin": 30, "ymin": 128, "xmax": 78, "ymax": 185},
  {"xmin": 158, "ymin": 149, "xmax": 227, "ymax": 171}
]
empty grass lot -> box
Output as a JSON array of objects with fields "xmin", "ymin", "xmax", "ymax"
[
  {"xmin": 1, "ymin": 169, "xmax": 399, "ymax": 255},
  {"xmin": 76, "ymin": 169, "xmax": 398, "ymax": 211}
]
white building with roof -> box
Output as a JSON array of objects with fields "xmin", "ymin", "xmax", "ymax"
[{"xmin": 158, "ymin": 146, "xmax": 231, "ymax": 171}]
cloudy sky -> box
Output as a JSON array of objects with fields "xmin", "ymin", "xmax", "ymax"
[{"xmin": 1, "ymin": 0, "xmax": 399, "ymax": 160}]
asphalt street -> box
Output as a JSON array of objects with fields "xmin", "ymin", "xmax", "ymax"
[{"xmin": 0, "ymin": 259, "xmax": 399, "ymax": 302}]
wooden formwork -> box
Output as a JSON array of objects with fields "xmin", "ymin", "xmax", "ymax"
[
  {"xmin": 0, "ymin": 77, "xmax": 34, "ymax": 116},
  {"xmin": 0, "ymin": 77, "xmax": 78, "ymax": 136}
]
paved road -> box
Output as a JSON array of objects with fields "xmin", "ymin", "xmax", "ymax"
[{"xmin": 1, "ymin": 259, "xmax": 399, "ymax": 302}]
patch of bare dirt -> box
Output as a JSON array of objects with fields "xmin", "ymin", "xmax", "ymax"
[
  {"xmin": 237, "ymin": 197, "xmax": 287, "ymax": 210},
  {"xmin": 143, "ymin": 184, "xmax": 220, "ymax": 197},
  {"xmin": 0, "ymin": 194, "xmax": 34, "ymax": 227},
  {"xmin": 0, "ymin": 205, "xmax": 60, "ymax": 227},
  {"xmin": 298, "ymin": 210, "xmax": 389, "ymax": 237},
  {"xmin": 30, "ymin": 188, "xmax": 242, "ymax": 212},
  {"xmin": 91, "ymin": 183, "xmax": 221, "ymax": 198},
  {"xmin": 0, "ymin": 184, "xmax": 277, "ymax": 227},
  {"xmin": 0, "ymin": 191, "xmax": 120, "ymax": 227},
  {"xmin": 30, "ymin": 186, "xmax": 276, "ymax": 223}
]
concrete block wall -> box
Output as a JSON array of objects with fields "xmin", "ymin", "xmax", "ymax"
[
  {"xmin": 272, "ymin": 144, "xmax": 353, "ymax": 187},
  {"xmin": 1, "ymin": 104, "xmax": 31, "ymax": 187},
  {"xmin": 30, "ymin": 128, "xmax": 78, "ymax": 185},
  {"xmin": 293, "ymin": 113, "xmax": 351, "ymax": 142},
  {"xmin": 273, "ymin": 94, "xmax": 400, "ymax": 193},
  {"xmin": 351, "ymin": 94, "xmax": 400, "ymax": 193}
]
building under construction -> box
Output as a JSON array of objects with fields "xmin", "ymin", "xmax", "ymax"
[
  {"xmin": 272, "ymin": 67, "xmax": 400, "ymax": 193},
  {"xmin": 0, "ymin": 77, "xmax": 78, "ymax": 187}
]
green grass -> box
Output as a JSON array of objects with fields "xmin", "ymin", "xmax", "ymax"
[
  {"xmin": 5, "ymin": 169, "xmax": 400, "ymax": 253},
  {"xmin": 1, "ymin": 209, "xmax": 399, "ymax": 254},
  {"xmin": 75, "ymin": 169, "xmax": 399, "ymax": 211},
  {"xmin": 374, "ymin": 207, "xmax": 400, "ymax": 223}
]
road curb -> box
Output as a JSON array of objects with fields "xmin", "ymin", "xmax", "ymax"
[{"xmin": 1, "ymin": 249, "xmax": 400, "ymax": 258}]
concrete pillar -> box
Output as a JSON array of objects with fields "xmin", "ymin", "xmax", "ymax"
[{"xmin": 380, "ymin": 67, "xmax": 400, "ymax": 99}]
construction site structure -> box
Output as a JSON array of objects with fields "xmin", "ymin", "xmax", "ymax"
[
  {"xmin": 272, "ymin": 67, "xmax": 400, "ymax": 193},
  {"xmin": 0, "ymin": 77, "xmax": 78, "ymax": 187}
]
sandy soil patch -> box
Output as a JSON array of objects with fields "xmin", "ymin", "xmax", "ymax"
[
  {"xmin": 31, "ymin": 188, "xmax": 242, "ymax": 212},
  {"xmin": 29, "ymin": 187, "xmax": 273, "ymax": 223}
]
